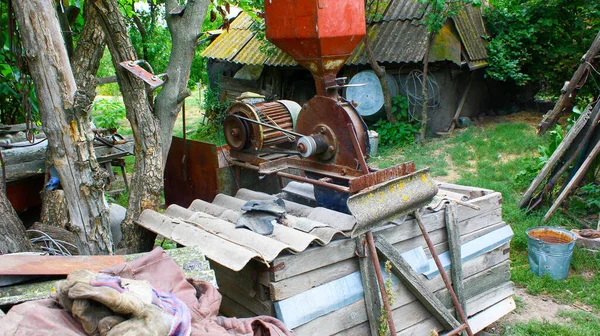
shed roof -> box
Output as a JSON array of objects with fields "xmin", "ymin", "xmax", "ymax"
[{"xmin": 201, "ymin": 1, "xmax": 488, "ymax": 68}]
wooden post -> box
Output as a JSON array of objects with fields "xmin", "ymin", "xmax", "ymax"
[
  {"xmin": 538, "ymin": 30, "xmax": 600, "ymax": 134},
  {"xmin": 519, "ymin": 104, "xmax": 594, "ymax": 208},
  {"xmin": 544, "ymin": 139, "xmax": 600, "ymax": 222},
  {"xmin": 445, "ymin": 202, "xmax": 467, "ymax": 328},
  {"xmin": 356, "ymin": 235, "xmax": 383, "ymax": 336}
]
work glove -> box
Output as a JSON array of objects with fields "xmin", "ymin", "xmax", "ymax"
[{"xmin": 54, "ymin": 269, "xmax": 191, "ymax": 336}]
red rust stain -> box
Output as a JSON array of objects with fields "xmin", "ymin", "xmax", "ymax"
[{"xmin": 529, "ymin": 229, "xmax": 573, "ymax": 244}]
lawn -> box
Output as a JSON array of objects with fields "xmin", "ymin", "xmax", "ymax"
[{"xmin": 373, "ymin": 111, "xmax": 600, "ymax": 334}]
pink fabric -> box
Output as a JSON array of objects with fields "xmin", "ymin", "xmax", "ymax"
[{"xmin": 0, "ymin": 247, "xmax": 293, "ymax": 336}]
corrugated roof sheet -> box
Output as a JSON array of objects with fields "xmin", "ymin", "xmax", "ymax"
[
  {"xmin": 200, "ymin": 28, "xmax": 253, "ymax": 61},
  {"xmin": 348, "ymin": 21, "xmax": 428, "ymax": 65},
  {"xmin": 137, "ymin": 188, "xmax": 356, "ymax": 271},
  {"xmin": 201, "ymin": 1, "xmax": 488, "ymax": 67},
  {"xmin": 453, "ymin": 5, "xmax": 488, "ymax": 61},
  {"xmin": 380, "ymin": 0, "xmax": 428, "ymax": 21}
]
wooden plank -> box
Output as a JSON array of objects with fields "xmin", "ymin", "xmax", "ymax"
[
  {"xmin": 271, "ymin": 197, "xmax": 502, "ymax": 282},
  {"xmin": 0, "ymin": 255, "xmax": 126, "ymax": 275},
  {"xmin": 274, "ymin": 272, "xmax": 364, "ymax": 329},
  {"xmin": 292, "ymin": 299, "xmax": 368, "ymax": 336},
  {"xmin": 521, "ymin": 102, "xmax": 595, "ymax": 207},
  {"xmin": 467, "ymin": 297, "xmax": 516, "ymax": 334},
  {"xmin": 270, "ymin": 258, "xmax": 359, "ymax": 301},
  {"xmin": 423, "ymin": 225, "xmax": 513, "ymax": 278},
  {"xmin": 220, "ymin": 294, "xmax": 256, "ymax": 318},
  {"xmin": 292, "ymin": 245, "xmax": 510, "ymax": 335},
  {"xmin": 399, "ymin": 317, "xmax": 444, "ymax": 336},
  {"xmin": 269, "ymin": 220, "xmax": 506, "ymax": 302},
  {"xmin": 375, "ymin": 237, "xmax": 461, "ymax": 331},
  {"xmin": 465, "ymin": 282, "xmax": 514, "ymax": 316},
  {"xmin": 445, "ymin": 202, "xmax": 466, "ymax": 323},
  {"xmin": 544, "ymin": 137, "xmax": 600, "ymax": 221},
  {"xmin": 356, "ymin": 235, "xmax": 382, "ymax": 336}
]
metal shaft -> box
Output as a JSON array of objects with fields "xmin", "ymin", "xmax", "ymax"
[
  {"xmin": 414, "ymin": 210, "xmax": 473, "ymax": 336},
  {"xmin": 366, "ymin": 231, "xmax": 397, "ymax": 336}
]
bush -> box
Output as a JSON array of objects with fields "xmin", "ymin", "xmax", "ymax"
[
  {"xmin": 92, "ymin": 98, "xmax": 126, "ymax": 130},
  {"xmin": 485, "ymin": 0, "xmax": 600, "ymax": 96},
  {"xmin": 373, "ymin": 95, "xmax": 419, "ymax": 147}
]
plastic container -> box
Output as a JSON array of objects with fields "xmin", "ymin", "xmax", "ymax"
[
  {"xmin": 368, "ymin": 130, "xmax": 379, "ymax": 157},
  {"xmin": 526, "ymin": 226, "xmax": 577, "ymax": 280}
]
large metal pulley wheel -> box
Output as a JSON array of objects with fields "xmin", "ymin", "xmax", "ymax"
[{"xmin": 223, "ymin": 115, "xmax": 250, "ymax": 150}]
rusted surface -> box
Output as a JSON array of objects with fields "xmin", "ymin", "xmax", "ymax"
[
  {"xmin": 0, "ymin": 255, "xmax": 126, "ymax": 275},
  {"xmin": 164, "ymin": 137, "xmax": 220, "ymax": 207},
  {"xmin": 348, "ymin": 162, "xmax": 416, "ymax": 193},
  {"xmin": 296, "ymin": 97, "xmax": 369, "ymax": 168},
  {"xmin": 258, "ymin": 157, "xmax": 362, "ymax": 178},
  {"xmin": 118, "ymin": 61, "xmax": 164, "ymax": 88},
  {"xmin": 7, "ymin": 174, "xmax": 44, "ymax": 212},
  {"xmin": 366, "ymin": 231, "xmax": 397, "ymax": 335},
  {"xmin": 528, "ymin": 228, "xmax": 575, "ymax": 244},
  {"xmin": 264, "ymin": 0, "xmax": 366, "ymax": 95}
]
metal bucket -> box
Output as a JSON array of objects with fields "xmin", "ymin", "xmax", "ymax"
[{"xmin": 526, "ymin": 226, "xmax": 577, "ymax": 280}]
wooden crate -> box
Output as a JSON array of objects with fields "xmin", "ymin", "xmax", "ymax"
[{"xmin": 214, "ymin": 184, "xmax": 515, "ymax": 335}]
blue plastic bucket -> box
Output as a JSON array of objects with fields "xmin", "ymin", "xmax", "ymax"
[{"xmin": 526, "ymin": 226, "xmax": 577, "ymax": 280}]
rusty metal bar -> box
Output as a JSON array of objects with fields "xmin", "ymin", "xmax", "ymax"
[
  {"xmin": 347, "ymin": 123, "xmax": 369, "ymax": 173},
  {"xmin": 230, "ymin": 160, "xmax": 351, "ymax": 193},
  {"xmin": 365, "ymin": 231, "xmax": 397, "ymax": 336},
  {"xmin": 445, "ymin": 324, "xmax": 468, "ymax": 336},
  {"xmin": 414, "ymin": 210, "xmax": 473, "ymax": 336}
]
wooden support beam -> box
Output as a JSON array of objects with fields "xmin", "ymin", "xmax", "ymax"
[
  {"xmin": 445, "ymin": 202, "xmax": 467, "ymax": 331},
  {"xmin": 356, "ymin": 236, "xmax": 382, "ymax": 336},
  {"xmin": 544, "ymin": 138, "xmax": 600, "ymax": 222},
  {"xmin": 519, "ymin": 103, "xmax": 594, "ymax": 208},
  {"xmin": 374, "ymin": 236, "xmax": 461, "ymax": 331}
]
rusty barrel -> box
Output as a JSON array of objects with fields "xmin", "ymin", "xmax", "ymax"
[{"xmin": 526, "ymin": 226, "xmax": 577, "ymax": 280}]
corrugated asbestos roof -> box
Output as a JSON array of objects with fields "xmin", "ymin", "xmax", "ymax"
[
  {"xmin": 137, "ymin": 188, "xmax": 357, "ymax": 272},
  {"xmin": 201, "ymin": 1, "xmax": 488, "ymax": 67},
  {"xmin": 452, "ymin": 4, "xmax": 488, "ymax": 61},
  {"xmin": 348, "ymin": 20, "xmax": 428, "ymax": 65}
]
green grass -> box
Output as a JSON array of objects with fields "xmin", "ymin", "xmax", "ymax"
[
  {"xmin": 374, "ymin": 120, "xmax": 600, "ymax": 314},
  {"xmin": 504, "ymin": 310, "xmax": 600, "ymax": 336}
]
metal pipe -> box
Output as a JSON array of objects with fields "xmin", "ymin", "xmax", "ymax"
[
  {"xmin": 415, "ymin": 210, "xmax": 473, "ymax": 336},
  {"xmin": 445, "ymin": 324, "xmax": 468, "ymax": 336},
  {"xmin": 366, "ymin": 231, "xmax": 397, "ymax": 335},
  {"xmin": 229, "ymin": 161, "xmax": 351, "ymax": 193},
  {"xmin": 236, "ymin": 115, "xmax": 305, "ymax": 138}
]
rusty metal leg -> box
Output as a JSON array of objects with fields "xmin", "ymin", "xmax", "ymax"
[
  {"xmin": 365, "ymin": 231, "xmax": 397, "ymax": 335},
  {"xmin": 414, "ymin": 210, "xmax": 474, "ymax": 336}
]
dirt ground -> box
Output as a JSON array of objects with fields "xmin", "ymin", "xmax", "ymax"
[{"xmin": 483, "ymin": 287, "xmax": 594, "ymax": 335}]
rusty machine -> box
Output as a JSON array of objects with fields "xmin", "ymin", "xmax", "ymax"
[{"xmin": 222, "ymin": 0, "xmax": 438, "ymax": 237}]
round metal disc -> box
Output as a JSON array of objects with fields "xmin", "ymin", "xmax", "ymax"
[{"xmin": 223, "ymin": 115, "xmax": 250, "ymax": 150}]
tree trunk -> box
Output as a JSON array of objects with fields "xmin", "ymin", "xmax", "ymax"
[
  {"xmin": 71, "ymin": 1, "xmax": 106, "ymax": 103},
  {"xmin": 93, "ymin": 0, "xmax": 161, "ymax": 253},
  {"xmin": 420, "ymin": 33, "xmax": 434, "ymax": 143},
  {"xmin": 0, "ymin": 189, "xmax": 31, "ymax": 254},
  {"xmin": 155, "ymin": 0, "xmax": 210, "ymax": 162},
  {"xmin": 12, "ymin": 0, "xmax": 113, "ymax": 255},
  {"xmin": 364, "ymin": 32, "xmax": 397, "ymax": 123}
]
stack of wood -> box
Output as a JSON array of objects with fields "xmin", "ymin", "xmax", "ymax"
[
  {"xmin": 138, "ymin": 183, "xmax": 515, "ymax": 335},
  {"xmin": 521, "ymin": 30, "xmax": 600, "ymax": 226}
]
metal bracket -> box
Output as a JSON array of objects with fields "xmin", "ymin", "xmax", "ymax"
[{"xmin": 119, "ymin": 60, "xmax": 165, "ymax": 89}]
